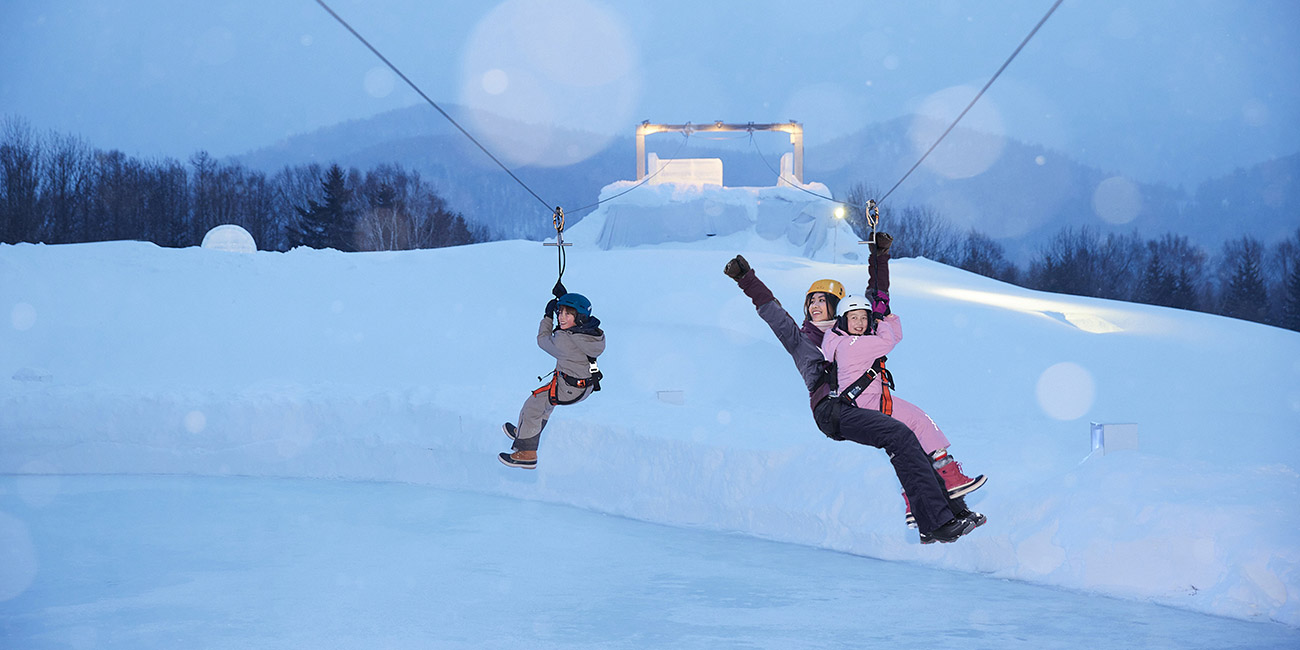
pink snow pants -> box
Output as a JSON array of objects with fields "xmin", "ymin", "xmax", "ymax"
[{"xmin": 883, "ymin": 395, "xmax": 951, "ymax": 455}]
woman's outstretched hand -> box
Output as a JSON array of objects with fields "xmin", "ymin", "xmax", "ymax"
[{"xmin": 724, "ymin": 255, "xmax": 751, "ymax": 281}]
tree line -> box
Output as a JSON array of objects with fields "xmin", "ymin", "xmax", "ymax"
[
  {"xmin": 843, "ymin": 183, "xmax": 1300, "ymax": 332},
  {"xmin": 5, "ymin": 116, "xmax": 1298, "ymax": 332},
  {"xmin": 0, "ymin": 117, "xmax": 484, "ymax": 252}
]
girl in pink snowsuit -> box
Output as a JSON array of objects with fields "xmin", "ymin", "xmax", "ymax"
[
  {"xmin": 822, "ymin": 296, "xmax": 987, "ymax": 528},
  {"xmin": 821, "ymin": 308, "xmax": 949, "ymax": 455}
]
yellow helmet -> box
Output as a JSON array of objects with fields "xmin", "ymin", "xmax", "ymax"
[
  {"xmin": 805, "ymin": 279, "xmax": 845, "ymax": 300},
  {"xmin": 804, "ymin": 279, "xmax": 845, "ymax": 321}
]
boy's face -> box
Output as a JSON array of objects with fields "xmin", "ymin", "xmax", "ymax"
[
  {"xmin": 808, "ymin": 293, "xmax": 831, "ymax": 321},
  {"xmin": 846, "ymin": 310, "xmax": 871, "ymax": 335},
  {"xmin": 557, "ymin": 305, "xmax": 577, "ymax": 330}
]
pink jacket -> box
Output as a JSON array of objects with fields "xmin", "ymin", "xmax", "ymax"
[{"xmin": 821, "ymin": 314, "xmax": 901, "ymax": 409}]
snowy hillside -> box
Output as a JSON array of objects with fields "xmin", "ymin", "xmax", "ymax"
[{"xmin": 3, "ymin": 208, "xmax": 1299, "ymax": 627}]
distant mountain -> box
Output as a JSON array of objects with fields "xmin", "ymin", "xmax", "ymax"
[
  {"xmin": 234, "ymin": 106, "xmax": 1297, "ymax": 259},
  {"xmin": 1185, "ymin": 152, "xmax": 1300, "ymax": 247},
  {"xmin": 805, "ymin": 118, "xmax": 1193, "ymax": 261}
]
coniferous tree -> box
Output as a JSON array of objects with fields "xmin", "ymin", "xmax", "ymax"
[
  {"xmin": 1275, "ymin": 229, "xmax": 1300, "ymax": 331},
  {"xmin": 291, "ymin": 164, "xmax": 356, "ymax": 250},
  {"xmin": 1028, "ymin": 226, "xmax": 1103, "ymax": 297},
  {"xmin": 1281, "ymin": 262, "xmax": 1300, "ymax": 332},
  {"xmin": 446, "ymin": 213, "xmax": 475, "ymax": 247},
  {"xmin": 1220, "ymin": 236, "xmax": 1270, "ymax": 323},
  {"xmin": 1170, "ymin": 265, "xmax": 1200, "ymax": 311},
  {"xmin": 1137, "ymin": 242, "xmax": 1173, "ymax": 307},
  {"xmin": 1156, "ymin": 234, "xmax": 1206, "ymax": 311}
]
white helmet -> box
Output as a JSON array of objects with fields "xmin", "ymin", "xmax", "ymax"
[{"xmin": 837, "ymin": 295, "xmax": 872, "ymax": 318}]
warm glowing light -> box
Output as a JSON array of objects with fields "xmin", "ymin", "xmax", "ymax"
[
  {"xmin": 925, "ymin": 286, "xmax": 1124, "ymax": 334},
  {"xmin": 834, "ymin": 206, "xmax": 846, "ymax": 219}
]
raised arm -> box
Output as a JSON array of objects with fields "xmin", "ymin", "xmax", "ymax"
[
  {"xmin": 867, "ymin": 232, "xmax": 892, "ymax": 316},
  {"xmin": 725, "ymin": 255, "xmax": 828, "ymax": 393},
  {"xmin": 868, "ymin": 231, "xmax": 892, "ymax": 292}
]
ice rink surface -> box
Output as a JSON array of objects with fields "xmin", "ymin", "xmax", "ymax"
[{"xmin": 3, "ymin": 475, "xmax": 1295, "ymax": 649}]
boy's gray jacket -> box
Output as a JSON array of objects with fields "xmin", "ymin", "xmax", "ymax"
[{"xmin": 538, "ymin": 316, "xmax": 605, "ymax": 378}]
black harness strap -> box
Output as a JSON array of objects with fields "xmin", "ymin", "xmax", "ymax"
[
  {"xmin": 540, "ymin": 356, "xmax": 602, "ymax": 406},
  {"xmin": 837, "ymin": 356, "xmax": 889, "ymax": 405}
]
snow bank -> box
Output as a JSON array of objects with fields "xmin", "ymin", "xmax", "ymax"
[{"xmin": 2, "ymin": 238, "xmax": 1298, "ymax": 627}]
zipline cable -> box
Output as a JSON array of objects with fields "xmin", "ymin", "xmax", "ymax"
[
  {"xmin": 749, "ymin": 133, "xmax": 837, "ymax": 203},
  {"xmin": 878, "ymin": 0, "xmax": 1064, "ymax": 204},
  {"xmin": 748, "ymin": 0, "xmax": 1064, "ymax": 222},
  {"xmin": 313, "ymin": 0, "xmax": 553, "ymax": 213}
]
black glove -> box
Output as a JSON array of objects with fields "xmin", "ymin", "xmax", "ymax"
[
  {"xmin": 552, "ymin": 280, "xmax": 567, "ymax": 298},
  {"xmin": 723, "ymin": 255, "xmax": 751, "ymax": 281},
  {"xmin": 545, "ymin": 298, "xmax": 558, "ymax": 319},
  {"xmin": 870, "ymin": 232, "xmax": 893, "ymax": 254}
]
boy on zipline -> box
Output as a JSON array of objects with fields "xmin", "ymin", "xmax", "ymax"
[{"xmin": 500, "ymin": 282, "xmax": 605, "ymax": 469}]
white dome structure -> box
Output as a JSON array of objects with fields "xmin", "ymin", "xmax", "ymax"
[{"xmin": 201, "ymin": 224, "xmax": 257, "ymax": 253}]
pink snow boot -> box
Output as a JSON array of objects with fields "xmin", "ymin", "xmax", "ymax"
[
  {"xmin": 932, "ymin": 449, "xmax": 986, "ymax": 499},
  {"xmin": 902, "ymin": 489, "xmax": 917, "ymax": 529}
]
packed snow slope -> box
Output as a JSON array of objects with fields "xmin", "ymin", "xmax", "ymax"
[{"xmin": 3, "ymin": 197, "xmax": 1299, "ymax": 626}]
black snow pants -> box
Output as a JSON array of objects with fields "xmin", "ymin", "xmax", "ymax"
[{"xmin": 814, "ymin": 396, "xmax": 956, "ymax": 534}]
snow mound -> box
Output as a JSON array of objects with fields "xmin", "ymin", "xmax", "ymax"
[{"xmin": 201, "ymin": 224, "xmax": 257, "ymax": 253}]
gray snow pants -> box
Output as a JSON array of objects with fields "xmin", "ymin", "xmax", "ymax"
[{"xmin": 511, "ymin": 379, "xmax": 594, "ymax": 452}]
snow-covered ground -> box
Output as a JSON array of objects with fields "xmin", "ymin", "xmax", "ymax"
[{"xmin": 2, "ymin": 191, "xmax": 1299, "ymax": 640}]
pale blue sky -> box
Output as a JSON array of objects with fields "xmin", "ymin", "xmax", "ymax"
[{"xmin": 2, "ymin": 0, "xmax": 1296, "ymax": 186}]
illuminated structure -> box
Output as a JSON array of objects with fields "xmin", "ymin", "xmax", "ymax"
[{"xmin": 635, "ymin": 121, "xmax": 805, "ymax": 184}]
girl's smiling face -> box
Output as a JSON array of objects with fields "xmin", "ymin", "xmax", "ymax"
[{"xmin": 846, "ymin": 310, "xmax": 871, "ymax": 335}]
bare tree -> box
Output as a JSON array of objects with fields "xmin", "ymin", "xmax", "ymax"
[
  {"xmin": 40, "ymin": 131, "xmax": 91, "ymax": 244},
  {"xmin": 886, "ymin": 204, "xmax": 959, "ymax": 264},
  {"xmin": 147, "ymin": 158, "xmax": 189, "ymax": 247},
  {"xmin": 356, "ymin": 164, "xmax": 420, "ymax": 251},
  {"xmin": 271, "ymin": 163, "xmax": 323, "ymax": 251},
  {"xmin": 958, "ymin": 228, "xmax": 1018, "ymax": 283},
  {"xmin": 1, "ymin": 116, "xmax": 42, "ymax": 243}
]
